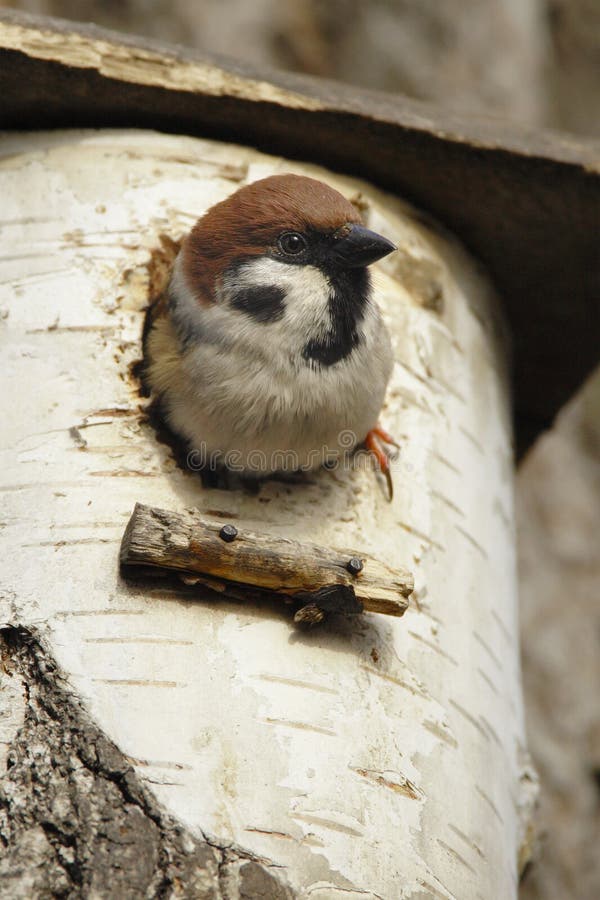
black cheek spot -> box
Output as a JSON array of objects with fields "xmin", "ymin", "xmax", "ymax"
[{"xmin": 230, "ymin": 285, "xmax": 286, "ymax": 323}]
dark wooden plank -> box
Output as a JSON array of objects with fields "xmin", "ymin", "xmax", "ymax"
[{"xmin": 1, "ymin": 9, "xmax": 598, "ymax": 453}]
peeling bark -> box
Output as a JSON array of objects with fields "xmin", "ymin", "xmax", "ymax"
[{"xmin": 0, "ymin": 626, "xmax": 294, "ymax": 900}]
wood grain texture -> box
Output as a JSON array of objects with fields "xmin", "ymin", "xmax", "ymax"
[{"xmin": 120, "ymin": 503, "xmax": 413, "ymax": 617}]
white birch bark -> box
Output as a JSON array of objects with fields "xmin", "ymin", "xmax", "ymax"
[{"xmin": 0, "ymin": 129, "xmax": 533, "ymax": 899}]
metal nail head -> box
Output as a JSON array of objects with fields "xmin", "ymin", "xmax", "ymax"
[
  {"xmin": 347, "ymin": 557, "xmax": 363, "ymax": 575},
  {"xmin": 219, "ymin": 524, "xmax": 238, "ymax": 543}
]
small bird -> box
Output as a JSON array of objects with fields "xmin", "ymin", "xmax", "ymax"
[{"xmin": 144, "ymin": 174, "xmax": 398, "ymax": 493}]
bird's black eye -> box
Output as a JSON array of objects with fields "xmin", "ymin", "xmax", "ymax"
[{"xmin": 278, "ymin": 232, "xmax": 307, "ymax": 256}]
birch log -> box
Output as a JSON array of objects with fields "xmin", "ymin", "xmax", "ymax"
[{"xmin": 0, "ymin": 129, "xmax": 534, "ymax": 898}]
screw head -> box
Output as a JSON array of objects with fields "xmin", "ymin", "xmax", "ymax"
[
  {"xmin": 219, "ymin": 524, "xmax": 238, "ymax": 543},
  {"xmin": 347, "ymin": 556, "xmax": 364, "ymax": 575}
]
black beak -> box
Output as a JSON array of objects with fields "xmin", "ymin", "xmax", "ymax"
[{"xmin": 331, "ymin": 224, "xmax": 396, "ymax": 269}]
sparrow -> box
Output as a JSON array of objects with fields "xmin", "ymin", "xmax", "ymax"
[{"xmin": 143, "ymin": 174, "xmax": 398, "ymax": 494}]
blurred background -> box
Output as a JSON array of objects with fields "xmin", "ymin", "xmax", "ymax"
[{"xmin": 2, "ymin": 1, "xmax": 598, "ymax": 897}]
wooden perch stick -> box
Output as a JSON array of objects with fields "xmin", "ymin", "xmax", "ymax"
[{"xmin": 120, "ymin": 503, "xmax": 413, "ymax": 618}]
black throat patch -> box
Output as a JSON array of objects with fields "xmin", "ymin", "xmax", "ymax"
[{"xmin": 302, "ymin": 269, "xmax": 371, "ymax": 367}]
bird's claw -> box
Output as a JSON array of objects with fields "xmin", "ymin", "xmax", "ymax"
[
  {"xmin": 364, "ymin": 426, "xmax": 398, "ymax": 501},
  {"xmin": 372, "ymin": 425, "xmax": 400, "ymax": 451}
]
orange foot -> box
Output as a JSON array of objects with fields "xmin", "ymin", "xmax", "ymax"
[{"xmin": 364, "ymin": 426, "xmax": 399, "ymax": 501}]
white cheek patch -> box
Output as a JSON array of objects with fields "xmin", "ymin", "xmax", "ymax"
[
  {"xmin": 169, "ymin": 252, "xmax": 338, "ymax": 372},
  {"xmin": 226, "ymin": 257, "xmax": 333, "ymax": 342}
]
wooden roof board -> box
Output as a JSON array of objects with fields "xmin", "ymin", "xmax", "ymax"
[{"xmin": 1, "ymin": 9, "xmax": 598, "ymax": 453}]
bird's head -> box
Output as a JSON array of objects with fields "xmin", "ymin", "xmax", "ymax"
[{"xmin": 170, "ymin": 174, "xmax": 396, "ymax": 365}]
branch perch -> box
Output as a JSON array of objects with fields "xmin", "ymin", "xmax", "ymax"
[{"xmin": 120, "ymin": 503, "xmax": 413, "ymax": 620}]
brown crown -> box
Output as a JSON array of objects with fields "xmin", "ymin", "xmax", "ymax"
[{"xmin": 181, "ymin": 174, "xmax": 363, "ymax": 304}]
